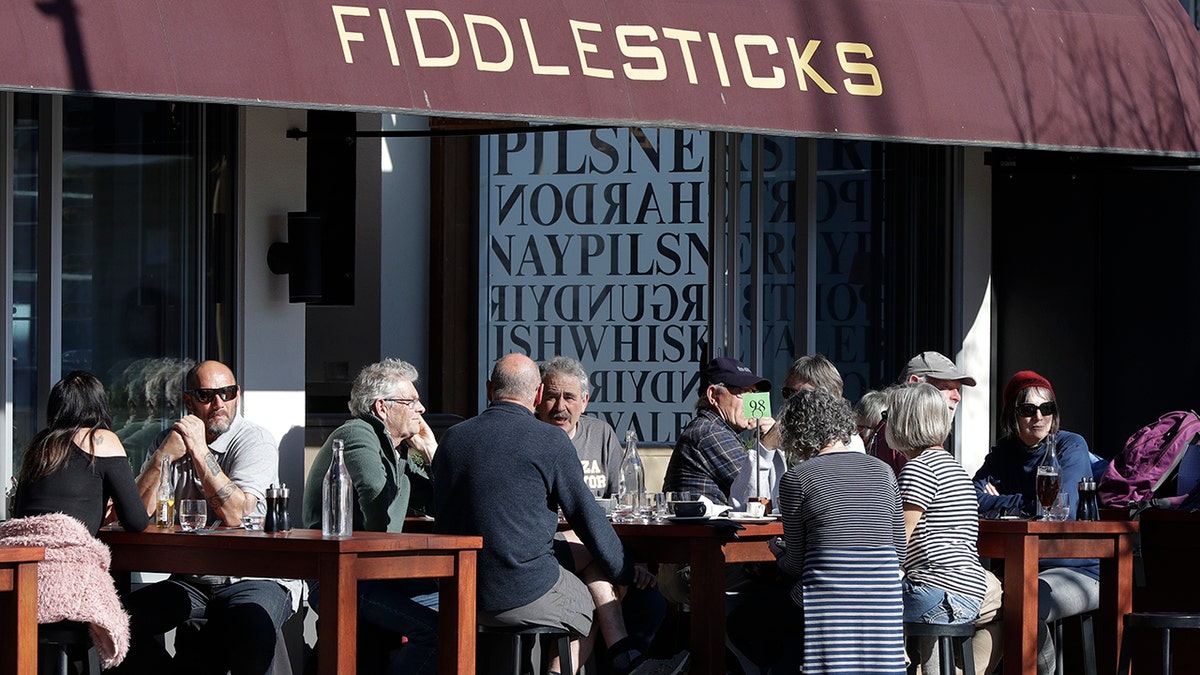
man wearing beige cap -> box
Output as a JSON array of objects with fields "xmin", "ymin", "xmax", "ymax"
[{"xmin": 867, "ymin": 351, "xmax": 976, "ymax": 475}]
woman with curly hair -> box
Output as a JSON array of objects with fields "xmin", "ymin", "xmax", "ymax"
[{"xmin": 769, "ymin": 388, "xmax": 907, "ymax": 674}]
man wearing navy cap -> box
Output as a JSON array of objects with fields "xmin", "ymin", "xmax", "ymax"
[{"xmin": 662, "ymin": 356, "xmax": 773, "ymax": 506}]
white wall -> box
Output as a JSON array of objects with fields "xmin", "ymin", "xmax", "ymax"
[
  {"xmin": 955, "ymin": 146, "xmax": 993, "ymax": 475},
  {"xmin": 238, "ymin": 106, "xmax": 308, "ymax": 496},
  {"xmin": 380, "ymin": 115, "xmax": 431, "ymax": 379}
]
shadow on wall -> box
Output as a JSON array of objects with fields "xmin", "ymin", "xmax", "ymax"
[{"xmin": 278, "ymin": 426, "xmax": 306, "ymax": 525}]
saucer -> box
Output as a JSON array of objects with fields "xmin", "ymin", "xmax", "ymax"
[{"xmin": 666, "ymin": 515, "xmax": 710, "ymax": 523}]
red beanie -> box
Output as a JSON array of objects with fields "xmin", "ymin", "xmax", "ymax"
[{"xmin": 1003, "ymin": 370, "xmax": 1055, "ymax": 411}]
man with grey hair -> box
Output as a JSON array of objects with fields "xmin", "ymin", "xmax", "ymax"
[
  {"xmin": 435, "ymin": 354, "xmax": 669, "ymax": 675},
  {"xmin": 867, "ymin": 350, "xmax": 977, "ymax": 476},
  {"xmin": 301, "ymin": 357, "xmax": 439, "ymax": 675},
  {"xmin": 536, "ymin": 355, "xmax": 622, "ymax": 497}
]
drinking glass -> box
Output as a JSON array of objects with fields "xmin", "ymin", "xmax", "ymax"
[
  {"xmin": 650, "ymin": 492, "xmax": 668, "ymax": 522},
  {"xmin": 1035, "ymin": 467, "xmax": 1061, "ymax": 518},
  {"xmin": 241, "ymin": 497, "xmax": 262, "ymax": 530},
  {"xmin": 179, "ymin": 499, "xmax": 207, "ymax": 532},
  {"xmin": 1047, "ymin": 492, "xmax": 1071, "ymax": 522}
]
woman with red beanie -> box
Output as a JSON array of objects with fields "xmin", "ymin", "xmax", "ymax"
[{"xmin": 972, "ymin": 370, "xmax": 1097, "ymax": 675}]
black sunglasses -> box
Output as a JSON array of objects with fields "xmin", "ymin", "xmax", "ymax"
[
  {"xmin": 1016, "ymin": 401, "xmax": 1057, "ymax": 418},
  {"xmin": 186, "ymin": 385, "xmax": 240, "ymax": 404}
]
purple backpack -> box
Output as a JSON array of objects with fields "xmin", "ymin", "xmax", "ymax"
[{"xmin": 1098, "ymin": 410, "xmax": 1200, "ymax": 508}]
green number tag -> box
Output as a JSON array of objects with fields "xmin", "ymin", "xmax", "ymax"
[{"xmin": 742, "ymin": 392, "xmax": 772, "ymax": 419}]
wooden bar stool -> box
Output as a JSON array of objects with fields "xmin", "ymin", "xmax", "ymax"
[
  {"xmin": 1117, "ymin": 612, "xmax": 1200, "ymax": 675},
  {"xmin": 478, "ymin": 624, "xmax": 573, "ymax": 675},
  {"xmin": 904, "ymin": 622, "xmax": 975, "ymax": 675}
]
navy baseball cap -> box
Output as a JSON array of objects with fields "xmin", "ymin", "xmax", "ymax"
[{"xmin": 700, "ymin": 357, "xmax": 771, "ymax": 392}]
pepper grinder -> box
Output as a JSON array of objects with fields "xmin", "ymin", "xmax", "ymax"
[
  {"xmin": 277, "ymin": 483, "xmax": 292, "ymax": 531},
  {"xmin": 263, "ymin": 484, "xmax": 281, "ymax": 533}
]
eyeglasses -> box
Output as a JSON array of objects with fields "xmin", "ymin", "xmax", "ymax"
[
  {"xmin": 382, "ymin": 398, "xmax": 421, "ymax": 409},
  {"xmin": 1016, "ymin": 401, "xmax": 1057, "ymax": 418},
  {"xmin": 186, "ymin": 385, "xmax": 239, "ymax": 404}
]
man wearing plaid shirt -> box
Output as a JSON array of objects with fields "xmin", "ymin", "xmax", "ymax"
[{"xmin": 662, "ymin": 357, "xmax": 773, "ymax": 506}]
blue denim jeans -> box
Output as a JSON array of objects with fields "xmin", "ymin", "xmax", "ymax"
[
  {"xmin": 902, "ymin": 580, "xmax": 982, "ymax": 624},
  {"xmin": 309, "ymin": 578, "xmax": 440, "ymax": 675},
  {"xmin": 1036, "ymin": 567, "xmax": 1100, "ymax": 675}
]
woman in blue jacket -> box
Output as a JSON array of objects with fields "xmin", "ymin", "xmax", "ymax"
[{"xmin": 973, "ymin": 370, "xmax": 1096, "ymax": 675}]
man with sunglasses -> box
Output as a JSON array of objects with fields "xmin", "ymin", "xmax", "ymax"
[
  {"xmin": 117, "ymin": 360, "xmax": 300, "ymax": 675},
  {"xmin": 300, "ymin": 358, "xmax": 440, "ymax": 675}
]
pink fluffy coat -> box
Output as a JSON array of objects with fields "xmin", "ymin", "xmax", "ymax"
[{"xmin": 0, "ymin": 513, "xmax": 130, "ymax": 667}]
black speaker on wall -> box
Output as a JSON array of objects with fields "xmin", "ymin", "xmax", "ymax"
[
  {"xmin": 267, "ymin": 212, "xmax": 326, "ymax": 303},
  {"xmin": 266, "ymin": 111, "xmax": 356, "ymax": 305}
]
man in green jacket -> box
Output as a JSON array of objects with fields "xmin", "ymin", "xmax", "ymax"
[{"xmin": 302, "ymin": 358, "xmax": 438, "ymax": 675}]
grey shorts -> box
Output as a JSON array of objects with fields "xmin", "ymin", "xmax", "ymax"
[{"xmin": 479, "ymin": 565, "xmax": 594, "ymax": 637}]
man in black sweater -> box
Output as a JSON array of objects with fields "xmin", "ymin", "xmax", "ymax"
[{"xmin": 433, "ymin": 353, "xmax": 637, "ymax": 674}]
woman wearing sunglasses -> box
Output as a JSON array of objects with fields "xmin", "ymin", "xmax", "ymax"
[{"xmin": 972, "ymin": 370, "xmax": 1098, "ymax": 675}]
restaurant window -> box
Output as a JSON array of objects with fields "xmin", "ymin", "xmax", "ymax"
[
  {"xmin": 5, "ymin": 94, "xmax": 237, "ymax": 490},
  {"xmin": 473, "ymin": 128, "xmax": 941, "ymax": 441},
  {"xmin": 479, "ymin": 128, "xmax": 711, "ymax": 442}
]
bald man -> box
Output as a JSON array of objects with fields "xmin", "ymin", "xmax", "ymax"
[
  {"xmin": 116, "ymin": 360, "xmax": 299, "ymax": 675},
  {"xmin": 434, "ymin": 354, "xmax": 647, "ymax": 674}
]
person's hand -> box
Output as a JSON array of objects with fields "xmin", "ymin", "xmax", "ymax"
[
  {"xmin": 984, "ymin": 481, "xmax": 1000, "ymax": 496},
  {"xmin": 756, "ymin": 416, "xmax": 776, "ymax": 436},
  {"xmin": 407, "ymin": 416, "xmax": 438, "ymax": 464},
  {"xmin": 760, "ymin": 420, "xmax": 782, "ymax": 450},
  {"xmin": 768, "ymin": 536, "xmax": 786, "ymax": 559},
  {"xmin": 172, "ymin": 415, "xmax": 208, "ymax": 460},
  {"xmin": 632, "ymin": 563, "xmax": 656, "ymax": 589},
  {"xmin": 156, "ymin": 427, "xmax": 189, "ymax": 463}
]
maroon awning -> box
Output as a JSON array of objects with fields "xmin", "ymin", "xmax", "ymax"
[{"xmin": 3, "ymin": 0, "xmax": 1200, "ymax": 156}]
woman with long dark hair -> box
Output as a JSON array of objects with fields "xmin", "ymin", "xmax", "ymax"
[{"xmin": 15, "ymin": 370, "xmax": 148, "ymax": 534}]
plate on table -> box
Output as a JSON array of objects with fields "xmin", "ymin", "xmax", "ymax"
[
  {"xmin": 666, "ymin": 515, "xmax": 710, "ymax": 523},
  {"xmin": 726, "ymin": 512, "xmax": 775, "ymax": 523}
]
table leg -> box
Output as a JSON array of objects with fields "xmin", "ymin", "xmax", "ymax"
[
  {"xmin": 318, "ymin": 554, "xmax": 358, "ymax": 675},
  {"xmin": 0, "ymin": 562, "xmax": 39, "ymax": 675},
  {"xmin": 439, "ymin": 549, "xmax": 477, "ymax": 675},
  {"xmin": 688, "ymin": 539, "xmax": 726, "ymax": 675},
  {"xmin": 1002, "ymin": 534, "xmax": 1040, "ymax": 675},
  {"xmin": 1096, "ymin": 533, "xmax": 1134, "ymax": 673}
]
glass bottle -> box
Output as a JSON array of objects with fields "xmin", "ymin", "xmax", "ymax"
[
  {"xmin": 1035, "ymin": 434, "xmax": 1062, "ymax": 518},
  {"xmin": 155, "ymin": 456, "xmax": 175, "ymax": 528},
  {"xmin": 322, "ymin": 439, "xmax": 353, "ymax": 537},
  {"xmin": 617, "ymin": 430, "xmax": 645, "ymax": 520}
]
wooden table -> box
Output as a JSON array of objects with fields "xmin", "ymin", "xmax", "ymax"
[
  {"xmin": 613, "ymin": 520, "xmax": 783, "ymax": 675},
  {"xmin": 0, "ymin": 545, "xmax": 44, "ymax": 675},
  {"xmin": 976, "ymin": 519, "xmax": 1138, "ymax": 675},
  {"xmin": 98, "ymin": 527, "xmax": 481, "ymax": 675}
]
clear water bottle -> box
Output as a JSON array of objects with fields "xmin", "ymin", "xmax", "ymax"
[
  {"xmin": 322, "ymin": 439, "xmax": 353, "ymax": 537},
  {"xmin": 617, "ymin": 430, "xmax": 645, "ymax": 520},
  {"xmin": 155, "ymin": 456, "xmax": 175, "ymax": 528}
]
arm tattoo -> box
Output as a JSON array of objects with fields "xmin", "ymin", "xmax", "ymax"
[
  {"xmin": 204, "ymin": 452, "xmax": 223, "ymax": 478},
  {"xmin": 209, "ymin": 482, "xmax": 237, "ymax": 507}
]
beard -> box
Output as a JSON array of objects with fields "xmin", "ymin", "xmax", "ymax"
[{"xmin": 204, "ymin": 401, "xmax": 237, "ymax": 437}]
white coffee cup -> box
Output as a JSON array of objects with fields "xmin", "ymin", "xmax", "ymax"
[{"xmin": 745, "ymin": 501, "xmax": 766, "ymax": 518}]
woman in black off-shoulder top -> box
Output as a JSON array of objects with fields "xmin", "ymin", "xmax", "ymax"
[{"xmin": 14, "ymin": 371, "xmax": 149, "ymax": 535}]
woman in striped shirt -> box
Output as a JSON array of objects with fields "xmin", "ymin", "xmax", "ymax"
[
  {"xmin": 771, "ymin": 388, "xmax": 907, "ymax": 674},
  {"xmin": 887, "ymin": 382, "xmax": 988, "ymax": 671}
]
